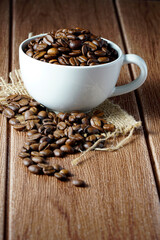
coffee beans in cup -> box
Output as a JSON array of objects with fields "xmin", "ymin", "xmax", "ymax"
[{"xmin": 24, "ymin": 28, "xmax": 118, "ymax": 66}]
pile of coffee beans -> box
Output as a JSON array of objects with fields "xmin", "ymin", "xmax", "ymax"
[
  {"xmin": 0, "ymin": 94, "xmax": 115, "ymax": 187},
  {"xmin": 25, "ymin": 27, "xmax": 118, "ymax": 66}
]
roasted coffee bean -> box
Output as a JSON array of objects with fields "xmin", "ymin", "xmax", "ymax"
[
  {"xmin": 3, "ymin": 108, "xmax": 15, "ymax": 118},
  {"xmin": 69, "ymin": 40, "xmax": 82, "ymax": 49},
  {"xmin": 32, "ymin": 156, "xmax": 44, "ymax": 163},
  {"xmin": 29, "ymin": 100, "xmax": 39, "ymax": 107},
  {"xmin": 103, "ymin": 123, "xmax": 115, "ymax": 132},
  {"xmin": 26, "ymin": 120, "xmax": 35, "ymax": 130},
  {"xmin": 57, "ymin": 112, "xmax": 68, "ymax": 121},
  {"xmin": 47, "ymin": 47, "xmax": 59, "ymax": 55},
  {"xmin": 39, "ymin": 149, "xmax": 53, "ymax": 157},
  {"xmin": 23, "ymin": 158, "xmax": 34, "ymax": 167},
  {"xmin": 93, "ymin": 110, "xmax": 104, "ymax": 117},
  {"xmin": 81, "ymin": 117, "xmax": 89, "ymax": 125},
  {"xmin": 9, "ymin": 118, "xmax": 20, "ymax": 125},
  {"xmin": 30, "ymin": 143, "xmax": 39, "ymax": 151},
  {"xmin": 59, "ymin": 169, "xmax": 70, "ymax": 176},
  {"xmin": 57, "ymin": 121, "xmax": 67, "ymax": 130},
  {"xmin": 54, "ymin": 172, "xmax": 67, "ymax": 181},
  {"xmin": 39, "ymin": 136, "xmax": 51, "ymax": 143},
  {"xmin": 27, "ymin": 129, "xmax": 38, "ymax": 137},
  {"xmin": 98, "ymin": 57, "xmax": 109, "ymax": 63},
  {"xmin": 28, "ymin": 133, "xmax": 42, "ymax": 141},
  {"xmin": 48, "ymin": 112, "xmax": 56, "ymax": 119},
  {"xmin": 31, "ymin": 151, "xmax": 41, "ymax": 157},
  {"xmin": 13, "ymin": 95, "xmax": 22, "ymax": 101},
  {"xmin": 37, "ymin": 163, "xmax": 50, "ymax": 168},
  {"xmin": 65, "ymin": 138, "xmax": 75, "ymax": 146},
  {"xmin": 8, "ymin": 104, "xmax": 19, "ymax": 111},
  {"xmin": 39, "ymin": 141, "xmax": 48, "ymax": 151},
  {"xmin": 56, "ymin": 137, "xmax": 67, "ymax": 146},
  {"xmin": 19, "ymin": 152, "xmax": 31, "ymax": 158},
  {"xmin": 94, "ymin": 50, "xmax": 106, "ymax": 57},
  {"xmin": 53, "ymin": 129, "xmax": 65, "ymax": 139},
  {"xmin": 87, "ymin": 127, "xmax": 99, "ymax": 134},
  {"xmin": 60, "ymin": 145, "xmax": 74, "ymax": 154},
  {"xmin": 72, "ymin": 179, "xmax": 85, "ymax": 187},
  {"xmin": 69, "ymin": 50, "xmax": 81, "ymax": 56},
  {"xmin": 19, "ymin": 98, "xmax": 29, "ymax": 106},
  {"xmin": 24, "ymin": 110, "xmax": 35, "ymax": 120},
  {"xmin": 53, "ymin": 149, "xmax": 63, "ymax": 157},
  {"xmin": 50, "ymin": 143, "xmax": 59, "ymax": 149},
  {"xmin": 90, "ymin": 116, "xmax": 102, "ymax": 128},
  {"xmin": 28, "ymin": 165, "xmax": 41, "ymax": 174},
  {"xmin": 21, "ymin": 147, "xmax": 28, "ymax": 153},
  {"xmin": 38, "ymin": 111, "xmax": 48, "ymax": 119},
  {"xmin": 13, "ymin": 124, "xmax": 26, "ymax": 131},
  {"xmin": 69, "ymin": 134, "xmax": 84, "ymax": 141},
  {"xmin": 18, "ymin": 106, "xmax": 29, "ymax": 113},
  {"xmin": 76, "ymin": 112, "xmax": 86, "ymax": 119},
  {"xmin": 43, "ymin": 166, "xmax": 55, "ymax": 175}
]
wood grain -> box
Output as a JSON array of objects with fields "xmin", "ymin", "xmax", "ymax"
[
  {"xmin": 0, "ymin": 0, "xmax": 10, "ymax": 239},
  {"xmin": 7, "ymin": 0, "xmax": 160, "ymax": 239},
  {"xmin": 116, "ymin": 0, "xmax": 160, "ymax": 190}
]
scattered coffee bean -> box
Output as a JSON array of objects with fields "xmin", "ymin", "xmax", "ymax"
[
  {"xmin": 54, "ymin": 172, "xmax": 67, "ymax": 181},
  {"xmin": 72, "ymin": 179, "xmax": 85, "ymax": 187},
  {"xmin": 28, "ymin": 165, "xmax": 41, "ymax": 174}
]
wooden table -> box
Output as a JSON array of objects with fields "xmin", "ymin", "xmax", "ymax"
[{"xmin": 0, "ymin": 0, "xmax": 160, "ymax": 239}]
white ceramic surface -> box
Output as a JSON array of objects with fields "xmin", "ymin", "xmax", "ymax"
[{"xmin": 19, "ymin": 34, "xmax": 148, "ymax": 112}]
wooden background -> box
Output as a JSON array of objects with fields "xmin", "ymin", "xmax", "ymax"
[{"xmin": 0, "ymin": 0, "xmax": 160, "ymax": 239}]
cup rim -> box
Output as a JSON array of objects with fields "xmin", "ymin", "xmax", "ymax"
[{"xmin": 19, "ymin": 33, "xmax": 123, "ymax": 68}]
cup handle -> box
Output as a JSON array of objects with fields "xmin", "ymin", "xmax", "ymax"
[{"xmin": 110, "ymin": 54, "xmax": 148, "ymax": 97}]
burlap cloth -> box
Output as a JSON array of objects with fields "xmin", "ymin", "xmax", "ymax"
[{"xmin": 0, "ymin": 69, "xmax": 141, "ymax": 165}]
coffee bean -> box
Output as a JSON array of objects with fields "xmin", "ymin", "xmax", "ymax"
[
  {"xmin": 69, "ymin": 40, "xmax": 82, "ymax": 49},
  {"xmin": 9, "ymin": 118, "xmax": 20, "ymax": 125},
  {"xmin": 8, "ymin": 104, "xmax": 19, "ymax": 111},
  {"xmin": 52, "ymin": 164, "xmax": 61, "ymax": 171},
  {"xmin": 59, "ymin": 169, "xmax": 70, "ymax": 176},
  {"xmin": 90, "ymin": 116, "xmax": 102, "ymax": 128},
  {"xmin": 69, "ymin": 50, "xmax": 81, "ymax": 56},
  {"xmin": 30, "ymin": 143, "xmax": 39, "ymax": 151},
  {"xmin": 39, "ymin": 141, "xmax": 48, "ymax": 151},
  {"xmin": 18, "ymin": 106, "xmax": 30, "ymax": 113},
  {"xmin": 54, "ymin": 172, "xmax": 67, "ymax": 181},
  {"xmin": 94, "ymin": 50, "xmax": 106, "ymax": 57},
  {"xmin": 19, "ymin": 152, "xmax": 31, "ymax": 158},
  {"xmin": 38, "ymin": 111, "xmax": 48, "ymax": 119},
  {"xmin": 28, "ymin": 133, "xmax": 42, "ymax": 141},
  {"xmin": 98, "ymin": 57, "xmax": 109, "ymax": 63},
  {"xmin": 27, "ymin": 129, "xmax": 38, "ymax": 137},
  {"xmin": 26, "ymin": 120, "xmax": 35, "ymax": 130},
  {"xmin": 13, "ymin": 124, "xmax": 26, "ymax": 131},
  {"xmin": 43, "ymin": 166, "xmax": 55, "ymax": 175},
  {"xmin": 87, "ymin": 127, "xmax": 99, "ymax": 134},
  {"xmin": 86, "ymin": 135, "xmax": 97, "ymax": 142},
  {"xmin": 3, "ymin": 108, "xmax": 15, "ymax": 118},
  {"xmin": 72, "ymin": 179, "xmax": 85, "ymax": 187},
  {"xmin": 53, "ymin": 149, "xmax": 63, "ymax": 157},
  {"xmin": 40, "ymin": 149, "xmax": 53, "ymax": 157},
  {"xmin": 69, "ymin": 134, "xmax": 84, "ymax": 141},
  {"xmin": 31, "ymin": 151, "xmax": 41, "ymax": 157},
  {"xmin": 47, "ymin": 48, "xmax": 59, "ymax": 55},
  {"xmin": 56, "ymin": 137, "xmax": 67, "ymax": 146},
  {"xmin": 28, "ymin": 165, "xmax": 41, "ymax": 174},
  {"xmin": 53, "ymin": 129, "xmax": 65, "ymax": 139},
  {"xmin": 32, "ymin": 156, "xmax": 44, "ymax": 163},
  {"xmin": 19, "ymin": 98, "xmax": 29, "ymax": 106},
  {"xmin": 60, "ymin": 145, "xmax": 74, "ymax": 154},
  {"xmin": 23, "ymin": 158, "xmax": 34, "ymax": 167},
  {"xmin": 50, "ymin": 143, "xmax": 59, "ymax": 150}
]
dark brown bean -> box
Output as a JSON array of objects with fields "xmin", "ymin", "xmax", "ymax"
[
  {"xmin": 53, "ymin": 149, "xmax": 64, "ymax": 157},
  {"xmin": 53, "ymin": 164, "xmax": 61, "ymax": 171},
  {"xmin": 28, "ymin": 165, "xmax": 41, "ymax": 174},
  {"xmin": 69, "ymin": 40, "xmax": 82, "ymax": 49},
  {"xmin": 53, "ymin": 129, "xmax": 65, "ymax": 139},
  {"xmin": 72, "ymin": 179, "xmax": 85, "ymax": 187},
  {"xmin": 39, "ymin": 141, "xmax": 48, "ymax": 151},
  {"xmin": 32, "ymin": 156, "xmax": 44, "ymax": 163},
  {"xmin": 13, "ymin": 124, "xmax": 26, "ymax": 131},
  {"xmin": 54, "ymin": 172, "xmax": 67, "ymax": 181},
  {"xmin": 60, "ymin": 145, "xmax": 74, "ymax": 154},
  {"xmin": 39, "ymin": 149, "xmax": 53, "ymax": 157},
  {"xmin": 30, "ymin": 143, "xmax": 39, "ymax": 151},
  {"xmin": 56, "ymin": 137, "xmax": 67, "ymax": 146},
  {"xmin": 19, "ymin": 152, "xmax": 31, "ymax": 158},
  {"xmin": 27, "ymin": 129, "xmax": 38, "ymax": 137},
  {"xmin": 26, "ymin": 120, "xmax": 35, "ymax": 130},
  {"xmin": 28, "ymin": 133, "xmax": 42, "ymax": 141},
  {"xmin": 87, "ymin": 127, "xmax": 99, "ymax": 134},
  {"xmin": 19, "ymin": 98, "xmax": 29, "ymax": 106},
  {"xmin": 18, "ymin": 106, "xmax": 30, "ymax": 113},
  {"xmin": 59, "ymin": 169, "xmax": 70, "ymax": 176},
  {"xmin": 43, "ymin": 166, "xmax": 56, "ymax": 175},
  {"xmin": 3, "ymin": 108, "xmax": 15, "ymax": 118},
  {"xmin": 69, "ymin": 50, "xmax": 81, "ymax": 56},
  {"xmin": 98, "ymin": 57, "xmax": 109, "ymax": 63},
  {"xmin": 23, "ymin": 158, "xmax": 34, "ymax": 167},
  {"xmin": 9, "ymin": 118, "xmax": 20, "ymax": 125},
  {"xmin": 8, "ymin": 104, "xmax": 19, "ymax": 111}
]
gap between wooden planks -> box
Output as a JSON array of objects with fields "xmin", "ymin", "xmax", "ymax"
[
  {"xmin": 116, "ymin": 0, "xmax": 160, "ymax": 193},
  {"xmin": 4, "ymin": 0, "xmax": 160, "ymax": 239},
  {"xmin": 0, "ymin": 0, "xmax": 10, "ymax": 240}
]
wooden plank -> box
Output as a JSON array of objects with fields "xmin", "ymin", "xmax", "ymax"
[
  {"xmin": 0, "ymin": 0, "xmax": 10, "ymax": 239},
  {"xmin": 8, "ymin": 0, "xmax": 160, "ymax": 239},
  {"xmin": 116, "ymin": 0, "xmax": 160, "ymax": 190}
]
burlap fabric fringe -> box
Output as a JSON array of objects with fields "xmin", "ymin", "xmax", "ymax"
[{"xmin": 0, "ymin": 70, "xmax": 141, "ymax": 165}]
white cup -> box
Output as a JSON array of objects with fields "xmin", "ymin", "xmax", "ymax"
[{"xmin": 19, "ymin": 33, "xmax": 147, "ymax": 112}]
